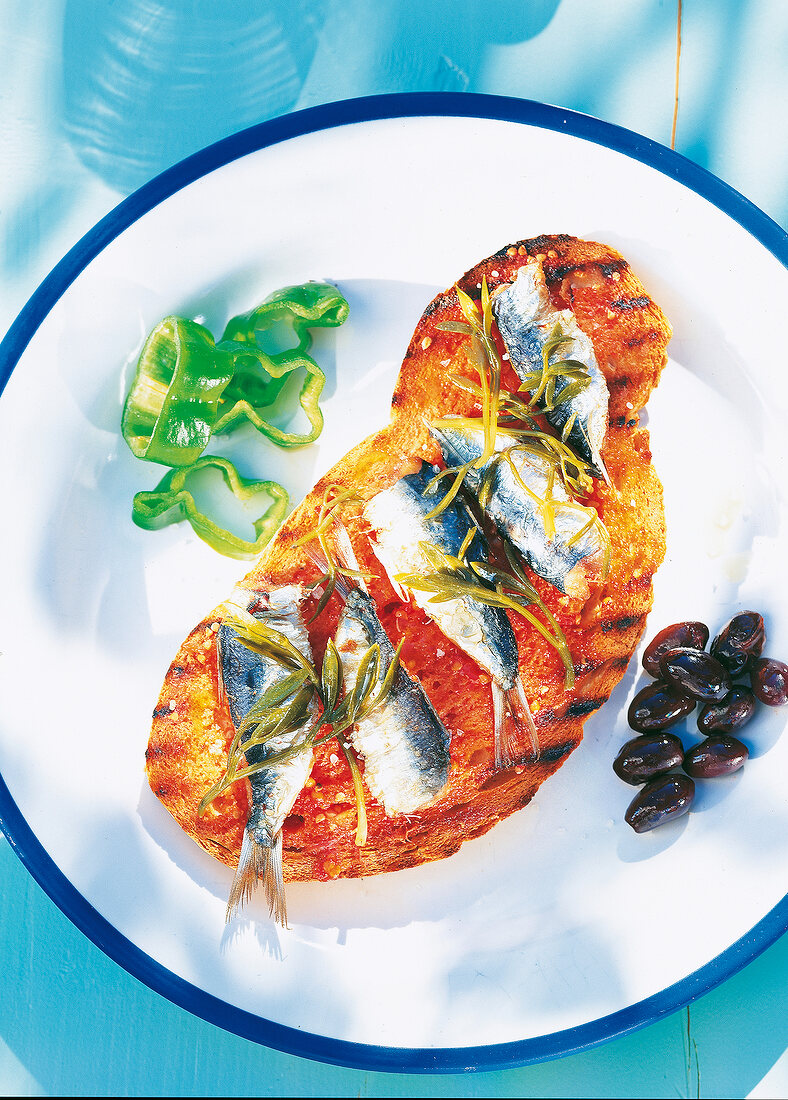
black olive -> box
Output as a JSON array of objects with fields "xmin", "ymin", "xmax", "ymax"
[
  {"xmin": 628, "ymin": 680, "xmax": 697, "ymax": 732},
  {"xmin": 697, "ymin": 687, "xmax": 756, "ymax": 734},
  {"xmin": 683, "ymin": 734, "xmax": 748, "ymax": 778},
  {"xmin": 613, "ymin": 733, "xmax": 685, "ymax": 785},
  {"xmin": 625, "ymin": 774, "xmax": 695, "ymax": 833},
  {"xmin": 710, "ymin": 611, "xmax": 765, "ymax": 676},
  {"xmin": 642, "ymin": 621, "xmax": 709, "ymax": 677},
  {"xmin": 751, "ymin": 658, "xmax": 788, "ymax": 706},
  {"xmin": 659, "ymin": 647, "xmax": 731, "ymax": 702}
]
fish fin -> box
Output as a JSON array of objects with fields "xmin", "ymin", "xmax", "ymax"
[
  {"xmin": 304, "ymin": 527, "xmax": 364, "ymax": 603},
  {"xmin": 389, "ymin": 575, "xmax": 410, "ymax": 602},
  {"xmin": 333, "ymin": 522, "xmax": 369, "ymax": 595},
  {"xmin": 226, "ymin": 828, "xmax": 288, "ymax": 928},
  {"xmin": 304, "ymin": 543, "xmax": 353, "ymax": 602},
  {"xmin": 596, "ymin": 451, "xmax": 612, "ymax": 489},
  {"xmin": 507, "ymin": 678, "xmax": 540, "ymax": 761},
  {"xmin": 492, "ymin": 680, "xmax": 540, "ymax": 769},
  {"xmin": 424, "ymin": 419, "xmax": 463, "ymax": 467},
  {"xmin": 491, "ymin": 682, "xmax": 512, "ymax": 770},
  {"xmin": 304, "ymin": 542, "xmax": 328, "ymax": 573}
]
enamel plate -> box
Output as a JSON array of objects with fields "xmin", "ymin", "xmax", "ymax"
[{"xmin": 1, "ymin": 94, "xmax": 787, "ymax": 1072}]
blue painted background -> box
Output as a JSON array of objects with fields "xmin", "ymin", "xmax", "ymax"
[{"xmin": 1, "ymin": 1, "xmax": 787, "ymax": 1095}]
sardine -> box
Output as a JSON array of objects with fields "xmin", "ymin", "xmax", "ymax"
[
  {"xmin": 219, "ymin": 584, "xmax": 317, "ymax": 925},
  {"xmin": 329, "ymin": 554, "xmax": 451, "ymax": 816},
  {"xmin": 430, "ymin": 420, "xmax": 606, "ymax": 602},
  {"xmin": 493, "ymin": 260, "xmax": 610, "ymax": 480},
  {"xmin": 363, "ymin": 464, "xmax": 538, "ymax": 765}
]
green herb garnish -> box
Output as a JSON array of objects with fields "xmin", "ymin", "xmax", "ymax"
[
  {"xmin": 431, "ymin": 286, "xmax": 604, "ymax": 549},
  {"xmin": 199, "ymin": 608, "xmax": 402, "ymax": 846},
  {"xmin": 395, "ymin": 539, "xmax": 576, "ymax": 688},
  {"xmin": 293, "ymin": 485, "xmax": 374, "ymax": 621},
  {"xmin": 516, "ymin": 320, "xmax": 592, "ymax": 417},
  {"xmin": 430, "ymin": 277, "xmax": 503, "ymax": 514}
]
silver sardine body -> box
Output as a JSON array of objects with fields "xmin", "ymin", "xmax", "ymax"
[
  {"xmin": 363, "ymin": 464, "xmax": 539, "ymax": 767},
  {"xmin": 493, "ymin": 261, "xmax": 609, "ymax": 478},
  {"xmin": 334, "ymin": 587, "xmax": 451, "ymax": 816},
  {"xmin": 219, "ymin": 583, "xmax": 317, "ymax": 923},
  {"xmin": 363, "ymin": 464, "xmax": 518, "ymax": 691},
  {"xmin": 431, "ymin": 421, "xmax": 605, "ymax": 600}
]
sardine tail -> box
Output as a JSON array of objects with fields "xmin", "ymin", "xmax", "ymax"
[
  {"xmin": 491, "ymin": 682, "xmax": 512, "ymax": 770},
  {"xmin": 225, "ymin": 828, "xmax": 288, "ymax": 927},
  {"xmin": 333, "ymin": 522, "xmax": 369, "ymax": 595},
  {"xmin": 262, "ymin": 830, "xmax": 288, "ymax": 927},
  {"xmin": 491, "ymin": 679, "xmax": 540, "ymax": 769},
  {"xmin": 508, "ymin": 677, "xmax": 540, "ymax": 761}
]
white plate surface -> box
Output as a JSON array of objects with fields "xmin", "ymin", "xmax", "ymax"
[{"xmin": 1, "ymin": 103, "xmax": 787, "ymax": 1063}]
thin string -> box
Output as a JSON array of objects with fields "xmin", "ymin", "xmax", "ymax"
[{"xmin": 671, "ymin": 0, "xmax": 683, "ymax": 149}]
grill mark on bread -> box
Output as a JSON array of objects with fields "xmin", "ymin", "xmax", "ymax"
[
  {"xmin": 626, "ymin": 329, "xmax": 662, "ymax": 348},
  {"xmin": 611, "ymin": 295, "xmax": 651, "ymax": 312},
  {"xmin": 544, "ymin": 257, "xmax": 629, "ymax": 283},
  {"xmin": 572, "ymin": 657, "xmax": 607, "ymax": 676},
  {"xmin": 495, "ymin": 233, "xmax": 573, "ymax": 259},
  {"xmin": 539, "ymin": 739, "xmax": 578, "ymax": 762},
  {"xmin": 421, "ymin": 294, "xmax": 450, "ymax": 319},
  {"xmin": 599, "ymin": 259, "xmax": 629, "ymax": 277},
  {"xmin": 565, "ymin": 697, "xmax": 606, "ymax": 718},
  {"xmin": 601, "ymin": 612, "xmax": 646, "ymax": 634}
]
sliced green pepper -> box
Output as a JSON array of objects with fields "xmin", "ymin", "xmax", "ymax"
[
  {"xmin": 131, "ymin": 455, "xmax": 289, "ymax": 560},
  {"xmin": 121, "ymin": 317, "xmax": 235, "ymax": 466},
  {"xmin": 214, "ymin": 281, "xmax": 349, "ymax": 446},
  {"xmin": 122, "ymin": 282, "xmax": 349, "ymax": 559}
]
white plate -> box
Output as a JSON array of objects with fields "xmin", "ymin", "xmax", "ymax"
[{"xmin": 1, "ymin": 95, "xmax": 787, "ymax": 1071}]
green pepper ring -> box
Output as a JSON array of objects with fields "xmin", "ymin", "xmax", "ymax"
[
  {"xmin": 131, "ymin": 455, "xmax": 290, "ymax": 560},
  {"xmin": 213, "ymin": 343, "xmax": 326, "ymax": 446},
  {"xmin": 121, "ymin": 316, "xmax": 235, "ymax": 467},
  {"xmin": 214, "ymin": 282, "xmax": 350, "ymax": 446}
]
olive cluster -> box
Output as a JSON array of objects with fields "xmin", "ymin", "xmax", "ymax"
[{"xmin": 613, "ymin": 612, "xmax": 788, "ymax": 833}]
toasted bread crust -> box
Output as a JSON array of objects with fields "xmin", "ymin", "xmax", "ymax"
[{"xmin": 146, "ymin": 235, "xmax": 671, "ymax": 882}]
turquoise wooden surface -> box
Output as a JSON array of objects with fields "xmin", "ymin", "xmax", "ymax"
[{"xmin": 1, "ymin": 1, "xmax": 787, "ymax": 1095}]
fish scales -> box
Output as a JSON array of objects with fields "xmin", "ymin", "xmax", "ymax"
[
  {"xmin": 219, "ymin": 584, "xmax": 317, "ymax": 922},
  {"xmin": 430, "ymin": 421, "xmax": 605, "ymax": 600},
  {"xmin": 334, "ymin": 587, "xmax": 450, "ymax": 816},
  {"xmin": 492, "ymin": 260, "xmax": 610, "ymax": 477},
  {"xmin": 363, "ymin": 464, "xmax": 538, "ymax": 766},
  {"xmin": 363, "ymin": 464, "xmax": 518, "ymax": 691}
]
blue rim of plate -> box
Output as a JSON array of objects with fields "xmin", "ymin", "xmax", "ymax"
[{"xmin": 1, "ymin": 92, "xmax": 787, "ymax": 1074}]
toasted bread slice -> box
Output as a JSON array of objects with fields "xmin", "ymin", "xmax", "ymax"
[{"xmin": 145, "ymin": 234, "xmax": 671, "ymax": 882}]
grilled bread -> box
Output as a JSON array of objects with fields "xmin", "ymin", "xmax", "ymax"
[{"xmin": 146, "ymin": 233, "xmax": 671, "ymax": 883}]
